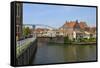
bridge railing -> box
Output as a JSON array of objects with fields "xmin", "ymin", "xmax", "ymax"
[{"xmin": 16, "ymin": 37, "xmax": 36, "ymax": 58}]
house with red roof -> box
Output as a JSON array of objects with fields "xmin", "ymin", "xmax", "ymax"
[{"xmin": 60, "ymin": 20, "xmax": 91, "ymax": 40}]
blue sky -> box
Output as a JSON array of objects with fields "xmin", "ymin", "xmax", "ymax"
[{"xmin": 23, "ymin": 3, "xmax": 96, "ymax": 28}]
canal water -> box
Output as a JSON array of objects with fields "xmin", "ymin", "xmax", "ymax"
[{"xmin": 32, "ymin": 42, "xmax": 96, "ymax": 64}]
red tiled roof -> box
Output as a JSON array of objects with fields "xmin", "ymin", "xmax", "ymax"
[
  {"xmin": 63, "ymin": 21, "xmax": 76, "ymax": 28},
  {"xmin": 63, "ymin": 21, "xmax": 89, "ymax": 30},
  {"xmin": 34, "ymin": 28, "xmax": 49, "ymax": 33},
  {"xmin": 79, "ymin": 22, "xmax": 88, "ymax": 29}
]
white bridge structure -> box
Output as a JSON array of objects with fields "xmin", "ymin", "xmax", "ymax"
[
  {"xmin": 23, "ymin": 24, "xmax": 57, "ymax": 37},
  {"xmin": 23, "ymin": 24, "xmax": 56, "ymax": 30}
]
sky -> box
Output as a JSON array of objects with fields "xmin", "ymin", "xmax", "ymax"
[{"xmin": 23, "ymin": 3, "xmax": 96, "ymax": 28}]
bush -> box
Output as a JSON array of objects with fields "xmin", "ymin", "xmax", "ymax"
[
  {"xmin": 79, "ymin": 38, "xmax": 96, "ymax": 42},
  {"xmin": 64, "ymin": 36, "xmax": 71, "ymax": 44},
  {"xmin": 89, "ymin": 38, "xmax": 96, "ymax": 42}
]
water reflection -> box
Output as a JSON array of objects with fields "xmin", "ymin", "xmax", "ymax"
[{"xmin": 33, "ymin": 42, "xmax": 96, "ymax": 64}]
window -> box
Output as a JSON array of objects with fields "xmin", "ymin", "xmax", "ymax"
[
  {"xmin": 16, "ymin": 4, "xmax": 20, "ymax": 17},
  {"xmin": 16, "ymin": 25, "xmax": 20, "ymax": 32}
]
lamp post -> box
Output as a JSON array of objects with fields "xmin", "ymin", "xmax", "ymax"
[{"xmin": 32, "ymin": 25, "xmax": 35, "ymax": 38}]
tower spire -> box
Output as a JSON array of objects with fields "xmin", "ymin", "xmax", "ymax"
[{"xmin": 76, "ymin": 20, "xmax": 78, "ymax": 23}]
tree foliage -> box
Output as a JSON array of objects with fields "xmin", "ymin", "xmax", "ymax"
[
  {"xmin": 23, "ymin": 27, "xmax": 31, "ymax": 37},
  {"xmin": 64, "ymin": 35, "xmax": 71, "ymax": 44}
]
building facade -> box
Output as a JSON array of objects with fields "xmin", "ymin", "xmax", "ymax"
[
  {"xmin": 61, "ymin": 20, "xmax": 81, "ymax": 40},
  {"xmin": 16, "ymin": 3, "xmax": 23, "ymax": 40}
]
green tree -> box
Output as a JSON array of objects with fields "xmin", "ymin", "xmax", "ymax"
[
  {"xmin": 23, "ymin": 27, "xmax": 31, "ymax": 37},
  {"xmin": 64, "ymin": 35, "xmax": 71, "ymax": 44}
]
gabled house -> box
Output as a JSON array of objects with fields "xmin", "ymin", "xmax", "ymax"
[
  {"xmin": 34, "ymin": 28, "xmax": 56, "ymax": 37},
  {"xmin": 60, "ymin": 20, "xmax": 85, "ymax": 40},
  {"xmin": 33, "ymin": 28, "xmax": 46, "ymax": 37},
  {"xmin": 89, "ymin": 27, "xmax": 96, "ymax": 38},
  {"xmin": 79, "ymin": 21, "xmax": 88, "ymax": 30},
  {"xmin": 62, "ymin": 20, "xmax": 81, "ymax": 31},
  {"xmin": 56, "ymin": 29, "xmax": 65, "ymax": 36}
]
